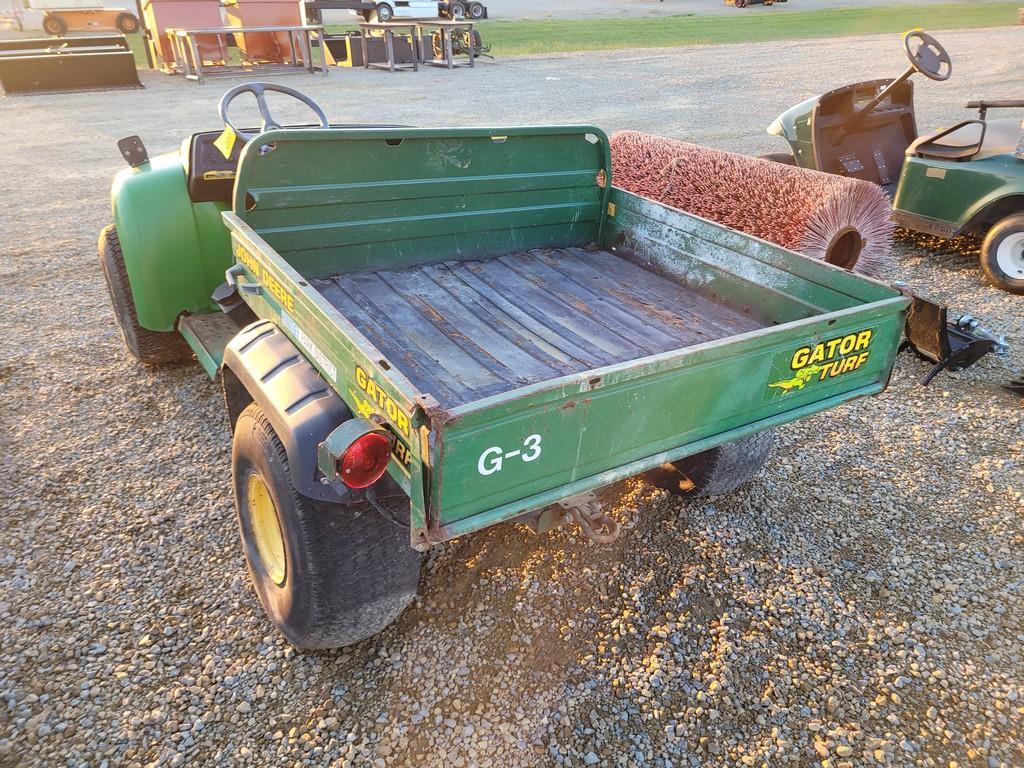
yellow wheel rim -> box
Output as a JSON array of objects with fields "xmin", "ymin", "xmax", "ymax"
[{"xmin": 246, "ymin": 472, "xmax": 287, "ymax": 586}]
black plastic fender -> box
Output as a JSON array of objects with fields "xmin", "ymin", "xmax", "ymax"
[{"xmin": 222, "ymin": 319, "xmax": 357, "ymax": 503}]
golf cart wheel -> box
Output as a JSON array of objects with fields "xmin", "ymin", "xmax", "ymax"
[
  {"xmin": 449, "ymin": 1, "xmax": 466, "ymax": 19},
  {"xmin": 115, "ymin": 12, "xmax": 139, "ymax": 33},
  {"xmin": 980, "ymin": 214, "xmax": 1024, "ymax": 294},
  {"xmin": 232, "ymin": 403, "xmax": 422, "ymax": 649},
  {"xmin": 97, "ymin": 225, "xmax": 192, "ymax": 365},
  {"xmin": 42, "ymin": 13, "xmax": 67, "ymax": 35},
  {"xmin": 758, "ymin": 152, "xmax": 796, "ymax": 165},
  {"xmin": 670, "ymin": 430, "xmax": 775, "ymax": 497},
  {"xmin": 467, "ymin": 1, "xmax": 485, "ymax": 19},
  {"xmin": 374, "ymin": 2, "xmax": 393, "ymax": 22}
]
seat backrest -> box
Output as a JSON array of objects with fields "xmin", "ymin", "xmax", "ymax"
[{"xmin": 977, "ymin": 118, "xmax": 1022, "ymax": 160}]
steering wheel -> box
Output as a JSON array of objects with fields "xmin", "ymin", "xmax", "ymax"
[
  {"xmin": 218, "ymin": 82, "xmax": 329, "ymax": 142},
  {"xmin": 903, "ymin": 30, "xmax": 952, "ymax": 81}
]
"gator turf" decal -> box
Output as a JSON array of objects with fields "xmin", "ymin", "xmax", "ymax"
[{"xmin": 769, "ymin": 329, "xmax": 873, "ymax": 393}]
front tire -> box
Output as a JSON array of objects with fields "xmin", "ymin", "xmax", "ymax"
[
  {"xmin": 232, "ymin": 403, "xmax": 421, "ymax": 649},
  {"xmin": 670, "ymin": 430, "xmax": 775, "ymax": 497},
  {"xmin": 97, "ymin": 225, "xmax": 192, "ymax": 365},
  {"xmin": 980, "ymin": 213, "xmax": 1024, "ymax": 294},
  {"xmin": 374, "ymin": 2, "xmax": 393, "ymax": 22},
  {"xmin": 449, "ymin": 1, "xmax": 466, "ymax": 19},
  {"xmin": 467, "ymin": 1, "xmax": 485, "ymax": 19}
]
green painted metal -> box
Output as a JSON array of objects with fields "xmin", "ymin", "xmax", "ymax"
[
  {"xmin": 225, "ymin": 214, "xmax": 431, "ymax": 540},
  {"xmin": 231, "ymin": 126, "xmax": 612, "ymax": 278},
  {"xmin": 768, "ymin": 96, "xmax": 817, "ymax": 168},
  {"xmin": 428, "ymin": 190, "xmax": 907, "ymax": 529},
  {"xmin": 178, "ymin": 313, "xmax": 243, "ymax": 378},
  {"xmin": 221, "ymin": 123, "xmax": 909, "ymax": 547},
  {"xmin": 111, "ymin": 147, "xmax": 232, "ymax": 331},
  {"xmin": 893, "ymin": 152, "xmax": 1024, "ymax": 235},
  {"xmin": 178, "ymin": 319, "xmax": 220, "ymax": 377}
]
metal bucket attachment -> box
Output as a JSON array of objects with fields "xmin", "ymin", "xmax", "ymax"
[{"xmin": 0, "ymin": 35, "xmax": 143, "ymax": 95}]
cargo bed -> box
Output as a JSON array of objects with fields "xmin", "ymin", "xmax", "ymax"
[
  {"xmin": 313, "ymin": 247, "xmax": 766, "ymax": 408},
  {"xmin": 223, "ymin": 125, "xmax": 910, "ymax": 547}
]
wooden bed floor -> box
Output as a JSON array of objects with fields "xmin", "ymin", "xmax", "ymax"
[{"xmin": 313, "ymin": 247, "xmax": 766, "ymax": 408}]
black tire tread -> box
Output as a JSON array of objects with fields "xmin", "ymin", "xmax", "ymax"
[
  {"xmin": 673, "ymin": 430, "xmax": 775, "ymax": 497},
  {"xmin": 98, "ymin": 225, "xmax": 192, "ymax": 365},
  {"xmin": 234, "ymin": 404, "xmax": 420, "ymax": 649}
]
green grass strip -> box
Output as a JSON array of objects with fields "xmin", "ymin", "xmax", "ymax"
[{"xmin": 422, "ymin": 3, "xmax": 1020, "ymax": 56}]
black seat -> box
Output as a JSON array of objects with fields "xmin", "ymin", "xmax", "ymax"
[{"xmin": 909, "ymin": 117, "xmax": 1022, "ymax": 162}]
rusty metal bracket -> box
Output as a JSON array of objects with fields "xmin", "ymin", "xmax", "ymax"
[{"xmin": 557, "ymin": 492, "xmax": 621, "ymax": 544}]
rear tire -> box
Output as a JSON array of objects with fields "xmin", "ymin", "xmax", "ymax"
[
  {"xmin": 758, "ymin": 152, "xmax": 796, "ymax": 165},
  {"xmin": 42, "ymin": 13, "xmax": 66, "ymax": 35},
  {"xmin": 97, "ymin": 225, "xmax": 192, "ymax": 365},
  {"xmin": 670, "ymin": 430, "xmax": 775, "ymax": 497},
  {"xmin": 115, "ymin": 12, "xmax": 139, "ymax": 33},
  {"xmin": 232, "ymin": 403, "xmax": 421, "ymax": 649},
  {"xmin": 449, "ymin": 1, "xmax": 466, "ymax": 19},
  {"xmin": 467, "ymin": 1, "xmax": 484, "ymax": 19},
  {"xmin": 980, "ymin": 213, "xmax": 1024, "ymax": 294},
  {"xmin": 375, "ymin": 2, "xmax": 393, "ymax": 22}
]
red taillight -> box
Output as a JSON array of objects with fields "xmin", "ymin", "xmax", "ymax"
[{"xmin": 339, "ymin": 432, "xmax": 392, "ymax": 489}]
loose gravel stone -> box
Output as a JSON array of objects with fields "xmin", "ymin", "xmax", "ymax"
[{"xmin": 1, "ymin": 27, "xmax": 1022, "ymax": 768}]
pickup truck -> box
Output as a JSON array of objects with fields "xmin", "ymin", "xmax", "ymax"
[{"xmin": 101, "ymin": 84, "xmax": 912, "ymax": 648}]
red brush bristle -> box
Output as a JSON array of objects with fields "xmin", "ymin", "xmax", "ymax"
[{"xmin": 609, "ymin": 131, "xmax": 893, "ymax": 276}]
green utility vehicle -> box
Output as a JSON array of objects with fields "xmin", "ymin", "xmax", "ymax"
[
  {"xmin": 102, "ymin": 83, "xmax": 919, "ymax": 648},
  {"xmin": 762, "ymin": 30, "xmax": 1024, "ymax": 294}
]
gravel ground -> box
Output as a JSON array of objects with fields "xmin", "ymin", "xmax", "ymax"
[{"xmin": 2, "ymin": 28, "xmax": 1023, "ymax": 768}]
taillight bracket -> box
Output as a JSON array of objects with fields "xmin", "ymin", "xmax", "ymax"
[{"xmin": 316, "ymin": 418, "xmax": 393, "ymax": 488}]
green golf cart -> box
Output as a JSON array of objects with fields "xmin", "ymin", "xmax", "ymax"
[{"xmin": 761, "ymin": 30, "xmax": 1024, "ymax": 294}]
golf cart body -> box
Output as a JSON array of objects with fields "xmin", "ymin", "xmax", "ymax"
[
  {"xmin": 765, "ymin": 31, "xmax": 1024, "ymax": 292},
  {"xmin": 892, "ymin": 102, "xmax": 1024, "ymax": 239},
  {"xmin": 767, "ymin": 79, "xmax": 917, "ymax": 189}
]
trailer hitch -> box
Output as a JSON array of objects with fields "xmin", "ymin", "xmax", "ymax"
[
  {"xmin": 557, "ymin": 492, "xmax": 622, "ymax": 544},
  {"xmin": 898, "ymin": 291, "xmax": 1008, "ymax": 386}
]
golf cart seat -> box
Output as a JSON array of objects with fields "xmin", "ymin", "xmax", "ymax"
[{"xmin": 909, "ymin": 117, "xmax": 1023, "ymax": 162}]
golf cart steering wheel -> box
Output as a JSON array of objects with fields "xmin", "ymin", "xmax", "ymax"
[
  {"xmin": 218, "ymin": 82, "xmax": 329, "ymax": 142},
  {"xmin": 904, "ymin": 30, "xmax": 951, "ymax": 81}
]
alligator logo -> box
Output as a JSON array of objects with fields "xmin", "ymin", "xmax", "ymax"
[
  {"xmin": 768, "ymin": 364, "xmax": 824, "ymax": 393},
  {"xmin": 348, "ymin": 388, "xmax": 377, "ymax": 420}
]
